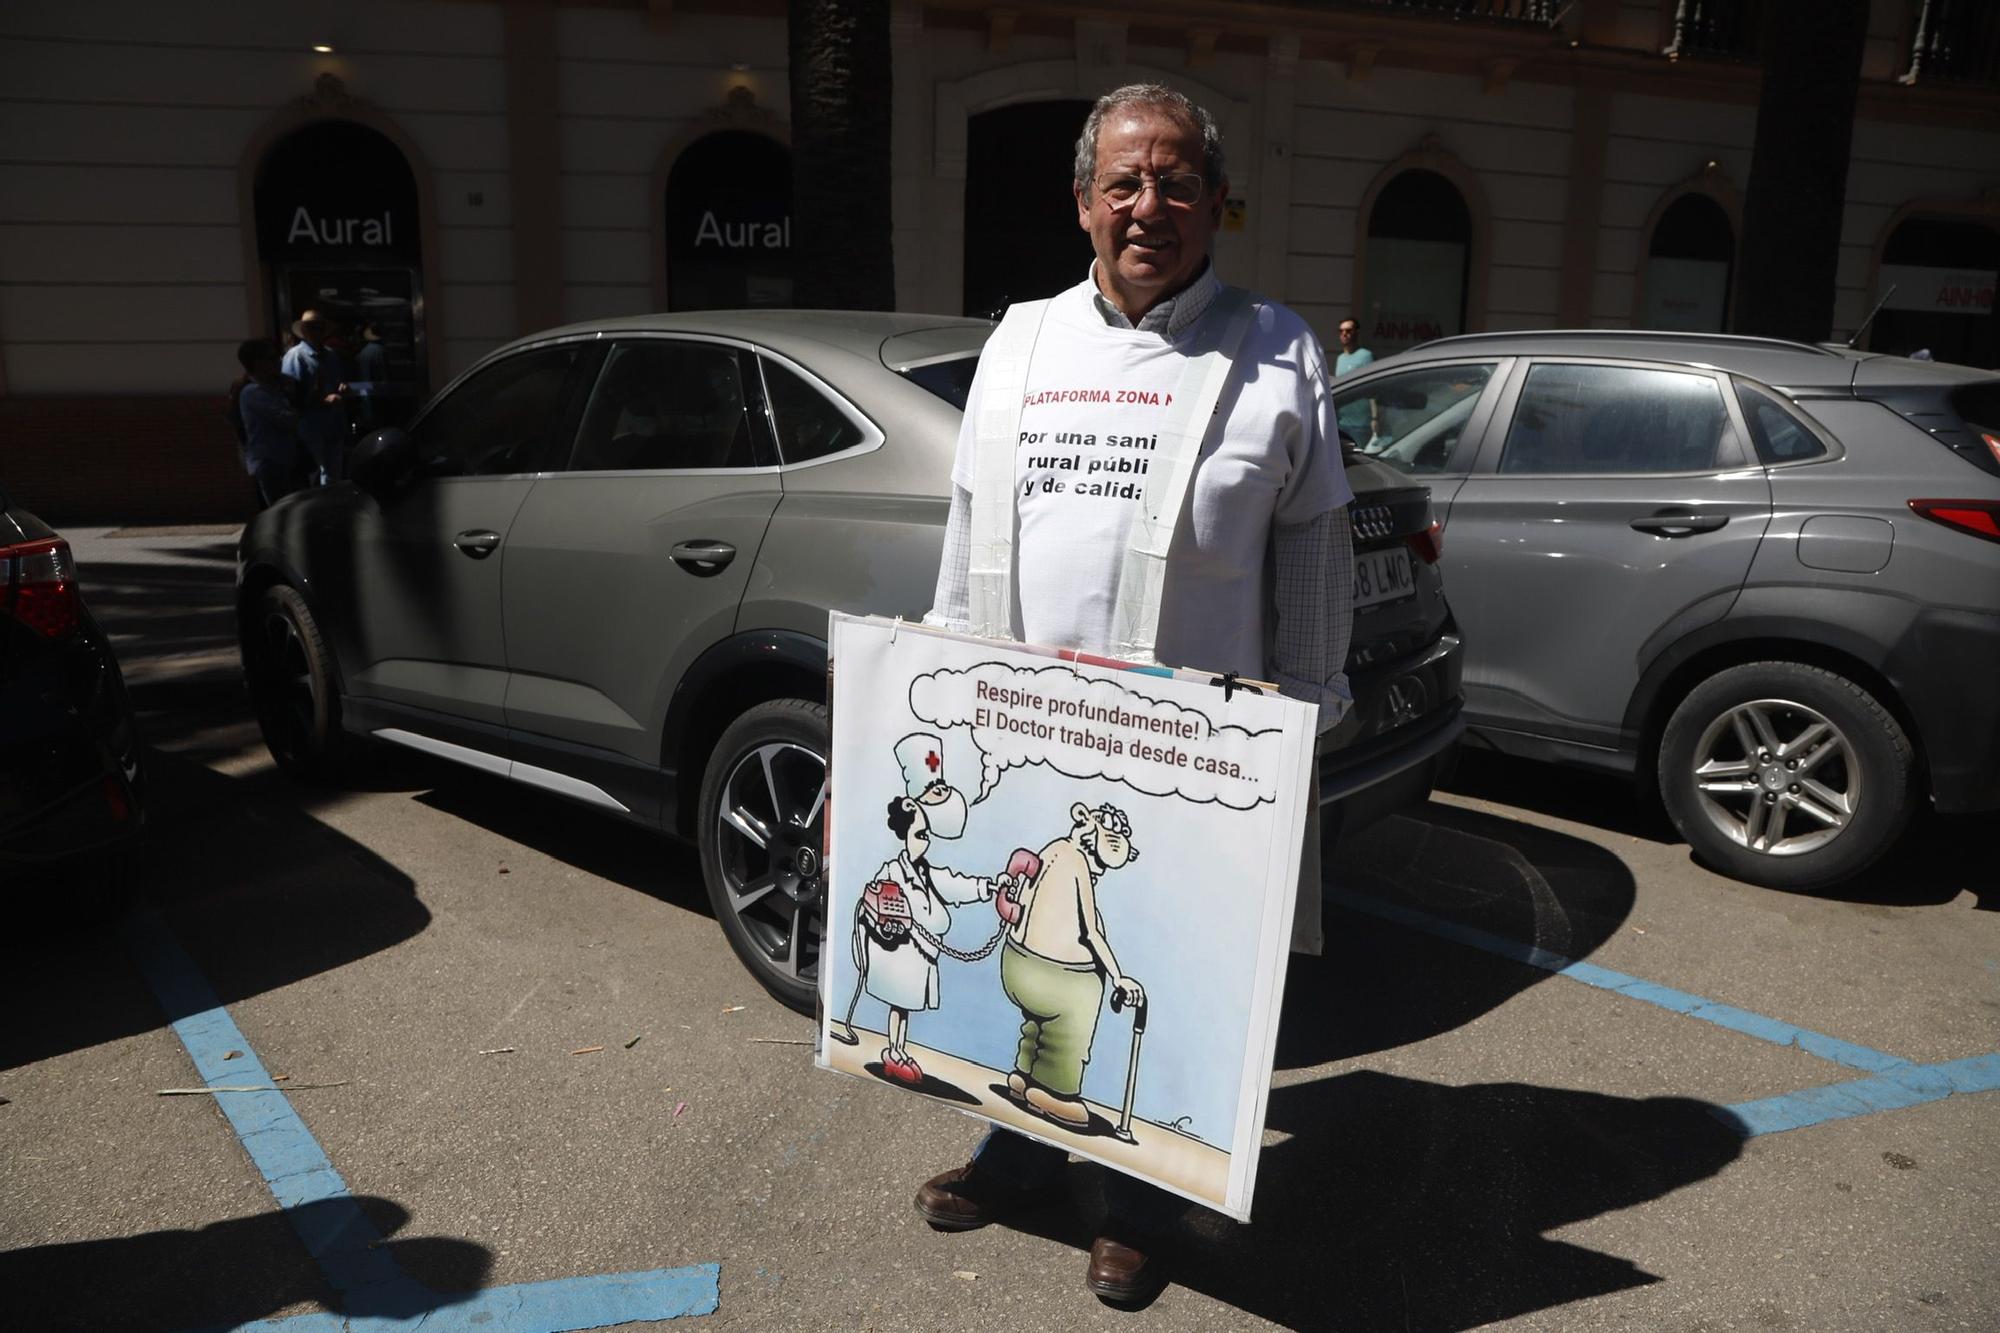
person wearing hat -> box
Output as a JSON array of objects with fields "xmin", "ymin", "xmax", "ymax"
[
  {"xmin": 281, "ymin": 308, "xmax": 352, "ymax": 484},
  {"xmin": 855, "ymin": 733, "xmax": 1000, "ymax": 1085}
]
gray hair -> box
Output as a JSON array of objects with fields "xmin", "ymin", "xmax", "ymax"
[{"xmin": 1073, "ymin": 84, "xmax": 1226, "ymax": 198}]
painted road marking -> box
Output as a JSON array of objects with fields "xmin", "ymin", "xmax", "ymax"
[
  {"xmin": 1324, "ymin": 888, "xmax": 2000, "ymax": 1138},
  {"xmin": 1725, "ymin": 1052, "xmax": 2000, "ymax": 1137},
  {"xmin": 121, "ymin": 910, "xmax": 720, "ymax": 1331}
]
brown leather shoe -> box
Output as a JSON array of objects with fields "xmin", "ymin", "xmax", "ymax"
[
  {"xmin": 913, "ymin": 1164, "xmax": 1054, "ymax": 1231},
  {"xmin": 1086, "ymin": 1231, "xmax": 1161, "ymax": 1304}
]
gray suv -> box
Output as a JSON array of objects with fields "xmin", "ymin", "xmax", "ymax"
[
  {"xmin": 237, "ymin": 311, "xmax": 1463, "ymax": 1010},
  {"xmin": 1332, "ymin": 331, "xmax": 2000, "ymax": 889}
]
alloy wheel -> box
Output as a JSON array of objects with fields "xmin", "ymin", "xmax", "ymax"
[
  {"xmin": 712, "ymin": 740, "xmax": 827, "ymax": 991},
  {"xmin": 1688, "ymin": 697, "xmax": 1858, "ymax": 857}
]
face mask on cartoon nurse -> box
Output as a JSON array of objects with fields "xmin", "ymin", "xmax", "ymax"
[{"xmin": 894, "ymin": 732, "xmax": 969, "ymax": 840}]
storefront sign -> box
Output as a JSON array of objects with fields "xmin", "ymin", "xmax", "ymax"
[
  {"xmin": 693, "ymin": 211, "xmax": 790, "ymax": 249},
  {"xmin": 255, "ymin": 121, "xmax": 420, "ymax": 264},
  {"xmin": 1364, "ymin": 237, "xmax": 1466, "ymax": 355},
  {"xmin": 1879, "ymin": 264, "xmax": 1996, "ymax": 315}
]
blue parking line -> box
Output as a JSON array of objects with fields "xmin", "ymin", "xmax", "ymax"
[
  {"xmin": 121, "ymin": 911, "xmax": 720, "ymax": 1331},
  {"xmin": 1722, "ymin": 1052, "xmax": 2000, "ymax": 1138},
  {"xmin": 1323, "ymin": 888, "xmax": 1907, "ymax": 1072}
]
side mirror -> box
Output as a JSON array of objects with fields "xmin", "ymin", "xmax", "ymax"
[{"xmin": 349, "ymin": 428, "xmax": 416, "ymax": 493}]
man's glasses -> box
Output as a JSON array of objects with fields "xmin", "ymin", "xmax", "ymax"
[{"xmin": 1093, "ymin": 171, "xmax": 1206, "ymax": 209}]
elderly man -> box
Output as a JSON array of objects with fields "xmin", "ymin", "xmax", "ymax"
[{"xmin": 916, "ymin": 84, "xmax": 1356, "ymax": 1303}]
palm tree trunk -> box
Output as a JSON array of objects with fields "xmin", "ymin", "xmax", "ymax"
[
  {"xmin": 1732, "ymin": 0, "xmax": 1870, "ymax": 342},
  {"xmin": 788, "ymin": 0, "xmax": 895, "ymax": 310}
]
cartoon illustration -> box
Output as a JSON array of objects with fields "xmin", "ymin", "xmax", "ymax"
[
  {"xmin": 832, "ymin": 733, "xmax": 1000, "ymax": 1086},
  {"xmin": 999, "ymin": 801, "xmax": 1145, "ymax": 1129},
  {"xmin": 820, "ymin": 617, "xmax": 1321, "ymax": 1219}
]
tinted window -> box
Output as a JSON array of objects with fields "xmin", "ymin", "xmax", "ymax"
[
  {"xmin": 1735, "ymin": 382, "xmax": 1827, "ymax": 464},
  {"xmin": 1501, "ymin": 364, "xmax": 1729, "ymax": 474},
  {"xmin": 410, "ymin": 346, "xmax": 579, "ymax": 476},
  {"xmin": 762, "ymin": 358, "xmax": 868, "ymax": 463},
  {"xmin": 1334, "ymin": 363, "xmax": 1496, "ymax": 473},
  {"xmin": 899, "ymin": 355, "xmax": 981, "ymax": 410},
  {"xmin": 569, "ymin": 341, "xmax": 758, "ymax": 472}
]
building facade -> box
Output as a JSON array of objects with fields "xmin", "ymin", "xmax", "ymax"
[{"xmin": 2, "ymin": 0, "xmax": 1995, "ymax": 521}]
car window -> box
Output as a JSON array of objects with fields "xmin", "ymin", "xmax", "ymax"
[
  {"xmin": 1333, "ymin": 363, "xmax": 1497, "ymax": 473},
  {"xmin": 410, "ymin": 346, "xmax": 579, "ymax": 477},
  {"xmin": 1500, "ymin": 363, "xmax": 1730, "ymax": 475},
  {"xmin": 1735, "ymin": 382, "xmax": 1828, "ymax": 464},
  {"xmin": 568, "ymin": 341, "xmax": 759, "ymax": 472},
  {"xmin": 898, "ymin": 354, "xmax": 981, "ymax": 410},
  {"xmin": 762, "ymin": 358, "xmax": 868, "ymax": 463}
]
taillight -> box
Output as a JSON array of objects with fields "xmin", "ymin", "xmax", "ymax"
[
  {"xmin": 0, "ymin": 536, "xmax": 81, "ymax": 638},
  {"xmin": 1405, "ymin": 519, "xmax": 1445, "ymax": 564},
  {"xmin": 1908, "ymin": 499, "xmax": 2000, "ymax": 545},
  {"xmin": 1982, "ymin": 432, "xmax": 2000, "ymax": 470}
]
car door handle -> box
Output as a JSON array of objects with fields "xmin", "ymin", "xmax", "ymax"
[
  {"xmin": 1630, "ymin": 511, "xmax": 1730, "ymax": 537},
  {"xmin": 454, "ymin": 529, "xmax": 502, "ymax": 558},
  {"xmin": 670, "ymin": 540, "xmax": 737, "ymax": 576}
]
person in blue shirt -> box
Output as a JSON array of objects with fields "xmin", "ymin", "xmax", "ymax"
[
  {"xmin": 234, "ymin": 339, "xmax": 311, "ymax": 506},
  {"xmin": 1333, "ymin": 316, "xmax": 1378, "ymax": 443},
  {"xmin": 280, "ymin": 309, "xmax": 351, "ymax": 484}
]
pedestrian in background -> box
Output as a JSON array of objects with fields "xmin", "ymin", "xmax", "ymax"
[
  {"xmin": 1333, "ymin": 315, "xmax": 1378, "ymax": 444},
  {"xmin": 235, "ymin": 338, "xmax": 311, "ymax": 507},
  {"xmin": 281, "ymin": 309, "xmax": 351, "ymax": 484}
]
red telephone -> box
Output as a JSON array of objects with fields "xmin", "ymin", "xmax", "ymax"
[
  {"xmin": 862, "ymin": 878, "xmax": 912, "ymax": 938},
  {"xmin": 995, "ymin": 847, "xmax": 1041, "ymax": 925}
]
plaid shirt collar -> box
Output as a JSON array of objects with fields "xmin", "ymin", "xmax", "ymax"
[{"xmin": 1087, "ymin": 260, "xmax": 1222, "ymax": 338}]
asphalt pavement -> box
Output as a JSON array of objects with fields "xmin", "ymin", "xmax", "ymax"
[{"xmin": 1, "ymin": 523, "xmax": 1994, "ymax": 1332}]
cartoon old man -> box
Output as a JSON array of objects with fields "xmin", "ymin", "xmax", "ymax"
[
  {"xmin": 854, "ymin": 733, "xmax": 998, "ymax": 1086},
  {"xmin": 1001, "ymin": 801, "xmax": 1143, "ymax": 1128}
]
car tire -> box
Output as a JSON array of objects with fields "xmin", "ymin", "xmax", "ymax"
[
  {"xmin": 245, "ymin": 584, "xmax": 350, "ymax": 781},
  {"xmin": 697, "ymin": 698, "xmax": 829, "ymax": 1014},
  {"xmin": 1658, "ymin": 661, "xmax": 1915, "ymax": 890}
]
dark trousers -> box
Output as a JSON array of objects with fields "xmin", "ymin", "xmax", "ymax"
[{"xmin": 973, "ymin": 1126, "xmax": 1184, "ymax": 1235}]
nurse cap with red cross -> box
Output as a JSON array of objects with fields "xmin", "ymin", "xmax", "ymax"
[{"xmin": 893, "ymin": 732, "xmax": 950, "ymax": 800}]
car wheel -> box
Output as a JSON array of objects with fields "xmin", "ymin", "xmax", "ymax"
[
  {"xmin": 1658, "ymin": 661, "xmax": 1915, "ymax": 890},
  {"xmin": 245, "ymin": 584, "xmax": 348, "ymax": 780},
  {"xmin": 697, "ymin": 698, "xmax": 828, "ymax": 1013}
]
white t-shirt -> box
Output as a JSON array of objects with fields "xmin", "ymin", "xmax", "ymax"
[{"xmin": 950, "ymin": 277, "xmax": 1352, "ymax": 679}]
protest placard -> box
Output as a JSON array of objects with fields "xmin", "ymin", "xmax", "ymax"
[{"xmin": 816, "ymin": 612, "xmax": 1315, "ymax": 1220}]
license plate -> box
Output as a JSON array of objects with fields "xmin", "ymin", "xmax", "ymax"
[{"xmin": 1353, "ymin": 544, "xmax": 1415, "ymax": 611}]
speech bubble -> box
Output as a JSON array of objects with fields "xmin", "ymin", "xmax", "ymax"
[{"xmin": 908, "ymin": 661, "xmax": 1283, "ymax": 811}]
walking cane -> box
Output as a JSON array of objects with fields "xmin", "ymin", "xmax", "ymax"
[{"xmin": 1108, "ymin": 988, "xmax": 1148, "ymax": 1144}]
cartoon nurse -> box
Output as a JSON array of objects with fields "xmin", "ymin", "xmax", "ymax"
[{"xmin": 849, "ymin": 733, "xmax": 998, "ymax": 1085}]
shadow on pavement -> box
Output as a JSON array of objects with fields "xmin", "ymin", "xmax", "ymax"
[
  {"xmin": 0, "ymin": 1196, "xmax": 492, "ymax": 1331},
  {"xmin": 0, "ymin": 747, "xmax": 431, "ymax": 1071},
  {"xmin": 414, "ymin": 773, "xmax": 715, "ymax": 922},
  {"xmin": 1158, "ymin": 1071, "xmax": 1736, "ymax": 1331},
  {"xmin": 1280, "ymin": 800, "xmax": 1637, "ymax": 1068}
]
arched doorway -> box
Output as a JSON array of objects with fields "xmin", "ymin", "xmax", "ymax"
[
  {"xmin": 1643, "ymin": 193, "xmax": 1735, "ymax": 331},
  {"xmin": 962, "ymin": 100, "xmax": 1094, "ymax": 318},
  {"xmin": 1872, "ymin": 217, "xmax": 1998, "ymax": 366},
  {"xmin": 1364, "ymin": 169, "xmax": 1471, "ymax": 356},
  {"xmin": 254, "ymin": 119, "xmax": 427, "ymax": 430},
  {"xmin": 664, "ymin": 131, "xmax": 793, "ymax": 310}
]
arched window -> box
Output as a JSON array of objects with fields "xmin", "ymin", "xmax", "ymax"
[
  {"xmin": 664, "ymin": 131, "xmax": 793, "ymax": 311},
  {"xmin": 1872, "ymin": 216, "xmax": 1998, "ymax": 366},
  {"xmin": 962, "ymin": 99, "xmax": 1095, "ymax": 318},
  {"xmin": 1642, "ymin": 193, "xmax": 1735, "ymax": 331},
  {"xmin": 1364, "ymin": 170, "xmax": 1471, "ymax": 355},
  {"xmin": 254, "ymin": 120, "xmax": 427, "ymax": 426}
]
